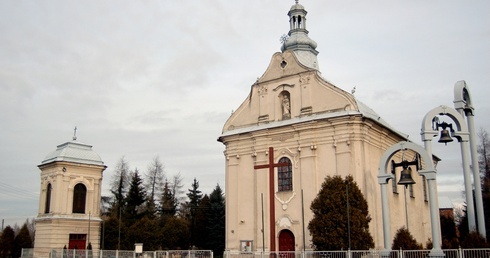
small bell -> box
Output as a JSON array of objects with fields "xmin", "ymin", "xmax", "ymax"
[
  {"xmin": 438, "ymin": 129, "xmax": 453, "ymax": 145},
  {"xmin": 398, "ymin": 166, "xmax": 415, "ymax": 187}
]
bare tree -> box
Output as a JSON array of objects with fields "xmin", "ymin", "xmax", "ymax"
[
  {"xmin": 477, "ymin": 128, "xmax": 490, "ymax": 240},
  {"xmin": 170, "ymin": 172, "xmax": 185, "ymax": 213},
  {"xmin": 145, "ymin": 156, "xmax": 165, "ymax": 215},
  {"xmin": 110, "ymin": 156, "xmax": 130, "ymax": 216},
  {"xmin": 478, "ymin": 128, "xmax": 490, "ymax": 179}
]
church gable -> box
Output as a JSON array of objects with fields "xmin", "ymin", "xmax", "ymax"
[
  {"xmin": 221, "ymin": 50, "xmax": 358, "ymax": 135},
  {"xmin": 258, "ymin": 50, "xmax": 311, "ymax": 83}
]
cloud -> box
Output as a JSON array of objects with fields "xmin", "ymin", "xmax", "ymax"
[{"xmin": 1, "ymin": 0, "xmax": 489, "ymax": 226}]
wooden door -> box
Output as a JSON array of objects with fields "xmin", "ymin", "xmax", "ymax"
[{"xmin": 279, "ymin": 229, "xmax": 295, "ymax": 257}]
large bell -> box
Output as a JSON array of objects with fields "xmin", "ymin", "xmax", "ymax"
[
  {"xmin": 438, "ymin": 129, "xmax": 453, "ymax": 145},
  {"xmin": 398, "ymin": 167, "xmax": 415, "ymax": 187}
]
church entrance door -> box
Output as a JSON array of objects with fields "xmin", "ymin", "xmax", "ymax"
[
  {"xmin": 68, "ymin": 234, "xmax": 86, "ymax": 250},
  {"xmin": 279, "ymin": 229, "xmax": 295, "ymax": 257}
]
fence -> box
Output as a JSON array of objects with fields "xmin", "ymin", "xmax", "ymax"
[
  {"xmin": 20, "ymin": 249, "xmax": 213, "ymax": 258},
  {"xmin": 20, "ymin": 248, "xmax": 490, "ymax": 258},
  {"xmin": 222, "ymin": 249, "xmax": 490, "ymax": 258}
]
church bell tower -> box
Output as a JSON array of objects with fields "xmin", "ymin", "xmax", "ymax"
[{"xmin": 34, "ymin": 130, "xmax": 106, "ymax": 257}]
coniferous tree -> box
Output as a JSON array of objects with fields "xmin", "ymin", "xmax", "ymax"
[
  {"xmin": 101, "ymin": 216, "xmax": 120, "ymax": 250},
  {"xmin": 308, "ymin": 175, "xmax": 374, "ymax": 250},
  {"xmin": 12, "ymin": 223, "xmax": 33, "ymax": 258},
  {"xmin": 0, "ymin": 226, "xmax": 15, "ymax": 257},
  {"xmin": 124, "ymin": 169, "xmax": 147, "ymax": 225},
  {"xmin": 160, "ymin": 179, "xmax": 177, "ymax": 220},
  {"xmin": 194, "ymin": 195, "xmax": 210, "ymax": 248},
  {"xmin": 206, "ymin": 184, "xmax": 226, "ymax": 257},
  {"xmin": 186, "ymin": 178, "xmax": 203, "ymax": 247}
]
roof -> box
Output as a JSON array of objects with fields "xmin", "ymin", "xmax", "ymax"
[
  {"xmin": 438, "ymin": 196, "xmax": 454, "ymax": 209},
  {"xmin": 220, "ymin": 100, "xmax": 408, "ymax": 140},
  {"xmin": 355, "ymin": 99, "xmax": 409, "ymax": 139},
  {"xmin": 40, "ymin": 140, "xmax": 104, "ymax": 166}
]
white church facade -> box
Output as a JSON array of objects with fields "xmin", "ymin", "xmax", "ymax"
[
  {"xmin": 218, "ymin": 1, "xmax": 432, "ymax": 252},
  {"xmin": 34, "ymin": 133, "xmax": 106, "ymax": 257}
]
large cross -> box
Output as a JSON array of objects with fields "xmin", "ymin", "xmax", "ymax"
[{"xmin": 254, "ymin": 147, "xmax": 290, "ymax": 252}]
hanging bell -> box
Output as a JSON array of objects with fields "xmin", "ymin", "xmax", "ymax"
[
  {"xmin": 438, "ymin": 129, "xmax": 453, "ymax": 145},
  {"xmin": 398, "ymin": 167, "xmax": 415, "ymax": 187}
]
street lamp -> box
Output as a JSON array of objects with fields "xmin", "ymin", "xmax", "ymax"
[
  {"xmin": 454, "ymin": 80, "xmax": 485, "ymax": 238},
  {"xmin": 421, "ymin": 105, "xmax": 477, "ymax": 233},
  {"xmin": 378, "ymin": 141, "xmax": 444, "ymax": 258}
]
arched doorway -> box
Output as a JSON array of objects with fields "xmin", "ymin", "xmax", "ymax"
[{"xmin": 279, "ymin": 229, "xmax": 295, "ymax": 254}]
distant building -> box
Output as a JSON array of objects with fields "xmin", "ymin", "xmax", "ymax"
[
  {"xmin": 218, "ymin": 1, "xmax": 432, "ymax": 252},
  {"xmin": 439, "ymin": 196, "xmax": 455, "ymax": 219},
  {"xmin": 34, "ymin": 135, "xmax": 106, "ymax": 257}
]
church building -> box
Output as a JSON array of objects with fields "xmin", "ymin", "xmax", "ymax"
[
  {"xmin": 34, "ymin": 132, "xmax": 106, "ymax": 257},
  {"xmin": 218, "ymin": 1, "xmax": 432, "ymax": 252}
]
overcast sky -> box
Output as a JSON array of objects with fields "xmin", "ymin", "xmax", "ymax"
[{"xmin": 1, "ymin": 0, "xmax": 489, "ymax": 227}]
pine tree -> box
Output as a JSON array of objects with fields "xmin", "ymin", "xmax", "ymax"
[
  {"xmin": 124, "ymin": 169, "xmax": 146, "ymax": 225},
  {"xmin": 186, "ymin": 177, "xmax": 203, "ymax": 247},
  {"xmin": 12, "ymin": 223, "xmax": 33, "ymax": 258},
  {"xmin": 160, "ymin": 179, "xmax": 177, "ymax": 219},
  {"xmin": 206, "ymin": 184, "xmax": 226, "ymax": 257},
  {"xmin": 308, "ymin": 175, "xmax": 374, "ymax": 250},
  {"xmin": 194, "ymin": 194, "xmax": 210, "ymax": 248},
  {"xmin": 0, "ymin": 226, "xmax": 15, "ymax": 257}
]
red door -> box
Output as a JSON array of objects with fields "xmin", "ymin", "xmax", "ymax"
[
  {"xmin": 68, "ymin": 234, "xmax": 86, "ymax": 250},
  {"xmin": 279, "ymin": 229, "xmax": 295, "ymax": 258}
]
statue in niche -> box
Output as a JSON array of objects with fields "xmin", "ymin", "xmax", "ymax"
[{"xmin": 282, "ymin": 94, "xmax": 291, "ymax": 119}]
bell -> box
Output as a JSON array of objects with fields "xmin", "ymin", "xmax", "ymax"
[
  {"xmin": 438, "ymin": 129, "xmax": 453, "ymax": 145},
  {"xmin": 398, "ymin": 167, "xmax": 415, "ymax": 187}
]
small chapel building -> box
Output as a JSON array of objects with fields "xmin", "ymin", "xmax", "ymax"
[
  {"xmin": 34, "ymin": 134, "xmax": 106, "ymax": 257},
  {"xmin": 218, "ymin": 1, "xmax": 432, "ymax": 252}
]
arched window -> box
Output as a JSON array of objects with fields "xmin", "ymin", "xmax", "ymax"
[
  {"xmin": 73, "ymin": 183, "xmax": 87, "ymax": 214},
  {"xmin": 278, "ymin": 157, "xmax": 293, "ymax": 192},
  {"xmin": 45, "ymin": 183, "xmax": 52, "ymax": 213}
]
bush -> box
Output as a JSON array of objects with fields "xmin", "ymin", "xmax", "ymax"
[
  {"xmin": 460, "ymin": 231, "xmax": 489, "ymax": 248},
  {"xmin": 392, "ymin": 227, "xmax": 423, "ymax": 250}
]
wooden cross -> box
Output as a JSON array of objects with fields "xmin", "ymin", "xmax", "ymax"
[{"xmin": 254, "ymin": 147, "xmax": 290, "ymax": 252}]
